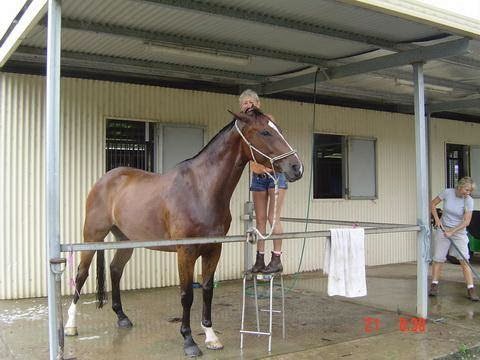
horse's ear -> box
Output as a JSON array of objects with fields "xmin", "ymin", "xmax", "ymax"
[{"xmin": 227, "ymin": 110, "xmax": 252, "ymax": 124}]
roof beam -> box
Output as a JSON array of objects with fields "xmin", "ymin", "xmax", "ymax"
[
  {"xmin": 0, "ymin": 0, "xmax": 47, "ymax": 67},
  {"xmin": 58, "ymin": 18, "xmax": 329, "ymax": 66},
  {"xmin": 8, "ymin": 46, "xmax": 417, "ymax": 109},
  {"xmin": 377, "ymin": 69, "xmax": 480, "ymax": 93},
  {"xmin": 429, "ymin": 98, "xmax": 480, "ymax": 113},
  {"xmin": 11, "ymin": 46, "xmax": 266, "ymax": 82},
  {"xmin": 257, "ymin": 38, "xmax": 470, "ymax": 94}
]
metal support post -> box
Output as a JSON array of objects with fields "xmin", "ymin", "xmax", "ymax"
[
  {"xmin": 244, "ymin": 201, "xmax": 254, "ymax": 273},
  {"xmin": 45, "ymin": 0, "xmax": 63, "ymax": 359},
  {"xmin": 413, "ymin": 62, "xmax": 429, "ymax": 318}
]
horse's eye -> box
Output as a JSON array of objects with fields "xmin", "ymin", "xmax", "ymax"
[{"xmin": 260, "ymin": 130, "xmax": 271, "ymax": 136}]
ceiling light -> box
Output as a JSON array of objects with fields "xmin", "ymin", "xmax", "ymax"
[
  {"xmin": 145, "ymin": 42, "xmax": 251, "ymax": 66},
  {"xmin": 395, "ymin": 78, "xmax": 453, "ymax": 93}
]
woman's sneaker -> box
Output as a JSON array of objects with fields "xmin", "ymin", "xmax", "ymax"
[{"xmin": 467, "ymin": 287, "xmax": 479, "ymax": 301}]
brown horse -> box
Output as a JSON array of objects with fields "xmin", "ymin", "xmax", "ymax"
[{"xmin": 64, "ymin": 107, "xmax": 303, "ymax": 357}]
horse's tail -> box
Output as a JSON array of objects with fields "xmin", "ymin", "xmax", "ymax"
[{"xmin": 96, "ymin": 250, "xmax": 107, "ymax": 308}]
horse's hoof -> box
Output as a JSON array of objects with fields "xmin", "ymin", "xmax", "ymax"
[
  {"xmin": 64, "ymin": 327, "xmax": 78, "ymax": 336},
  {"xmin": 184, "ymin": 344, "xmax": 202, "ymax": 357},
  {"xmin": 117, "ymin": 317, "xmax": 133, "ymax": 328},
  {"xmin": 206, "ymin": 340, "xmax": 224, "ymax": 350}
]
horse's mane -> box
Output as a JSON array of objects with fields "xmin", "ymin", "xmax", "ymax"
[
  {"xmin": 180, "ymin": 107, "xmax": 265, "ymax": 164},
  {"xmin": 181, "ymin": 119, "xmax": 236, "ymax": 163}
]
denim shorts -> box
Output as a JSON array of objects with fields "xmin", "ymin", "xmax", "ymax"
[{"xmin": 250, "ymin": 173, "xmax": 288, "ymax": 192}]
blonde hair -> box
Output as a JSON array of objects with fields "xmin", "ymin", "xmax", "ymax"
[
  {"xmin": 456, "ymin": 176, "xmax": 476, "ymax": 192},
  {"xmin": 238, "ymin": 89, "xmax": 260, "ymax": 105}
]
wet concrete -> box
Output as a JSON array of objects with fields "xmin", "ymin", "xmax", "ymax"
[{"xmin": 1, "ymin": 261, "xmax": 480, "ymax": 359}]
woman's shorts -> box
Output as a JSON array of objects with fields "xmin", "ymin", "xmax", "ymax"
[
  {"xmin": 431, "ymin": 228, "xmax": 470, "ymax": 262},
  {"xmin": 250, "ymin": 173, "xmax": 288, "ymax": 192}
]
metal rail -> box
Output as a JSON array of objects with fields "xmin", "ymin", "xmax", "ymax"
[{"xmin": 59, "ymin": 223, "xmax": 420, "ymax": 253}]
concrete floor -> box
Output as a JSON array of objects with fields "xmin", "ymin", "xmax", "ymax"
[{"xmin": 1, "ymin": 261, "xmax": 480, "ymax": 360}]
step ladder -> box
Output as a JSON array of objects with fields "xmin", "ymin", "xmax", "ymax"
[{"xmin": 240, "ymin": 271, "xmax": 285, "ymax": 352}]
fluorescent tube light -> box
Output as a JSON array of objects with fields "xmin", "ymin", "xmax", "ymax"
[
  {"xmin": 146, "ymin": 42, "xmax": 251, "ymax": 66},
  {"xmin": 395, "ymin": 78, "xmax": 453, "ymax": 93}
]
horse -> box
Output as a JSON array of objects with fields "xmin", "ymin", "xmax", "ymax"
[{"xmin": 63, "ymin": 107, "xmax": 303, "ymax": 357}]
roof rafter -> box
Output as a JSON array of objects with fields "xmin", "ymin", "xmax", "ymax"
[
  {"xmin": 12, "ymin": 46, "xmax": 266, "ymax": 82},
  {"xmin": 255, "ymin": 38, "xmax": 470, "ymax": 94},
  {"xmin": 429, "ymin": 98, "xmax": 480, "ymax": 113}
]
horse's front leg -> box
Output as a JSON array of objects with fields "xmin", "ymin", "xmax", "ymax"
[
  {"xmin": 177, "ymin": 246, "xmax": 202, "ymax": 357},
  {"xmin": 201, "ymin": 244, "xmax": 223, "ymax": 350}
]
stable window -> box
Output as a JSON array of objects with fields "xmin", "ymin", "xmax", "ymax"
[
  {"xmin": 446, "ymin": 143, "xmax": 469, "ymax": 188},
  {"xmin": 106, "ymin": 119, "xmax": 154, "ymax": 171},
  {"xmin": 313, "ymin": 134, "xmax": 377, "ymax": 199},
  {"xmin": 106, "ymin": 119, "xmax": 204, "ymax": 173}
]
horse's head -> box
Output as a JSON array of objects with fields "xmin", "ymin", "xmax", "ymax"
[{"xmin": 229, "ymin": 107, "xmax": 303, "ymax": 182}]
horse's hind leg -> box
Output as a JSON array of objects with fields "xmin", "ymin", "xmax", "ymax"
[
  {"xmin": 65, "ymin": 203, "xmax": 112, "ymax": 336},
  {"xmin": 64, "ymin": 250, "xmax": 96, "ymax": 336},
  {"xmin": 201, "ymin": 244, "xmax": 223, "ymax": 350},
  {"xmin": 110, "ymin": 248, "xmax": 134, "ymax": 328}
]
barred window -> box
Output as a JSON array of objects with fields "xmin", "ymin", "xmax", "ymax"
[{"xmin": 106, "ymin": 119, "xmax": 154, "ymax": 172}]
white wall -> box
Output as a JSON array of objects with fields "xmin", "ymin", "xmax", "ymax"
[{"xmin": 3, "ymin": 72, "xmax": 479, "ymax": 299}]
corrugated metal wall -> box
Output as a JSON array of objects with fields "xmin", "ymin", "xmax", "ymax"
[
  {"xmin": 430, "ymin": 118, "xmax": 480, "ymax": 203},
  {"xmin": 2, "ymin": 72, "xmax": 479, "ymax": 299}
]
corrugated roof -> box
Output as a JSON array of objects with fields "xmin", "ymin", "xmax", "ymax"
[{"xmin": 2, "ymin": 0, "xmax": 480, "ymax": 119}]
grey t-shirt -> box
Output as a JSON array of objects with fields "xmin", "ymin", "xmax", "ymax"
[{"xmin": 439, "ymin": 188, "xmax": 474, "ymax": 229}]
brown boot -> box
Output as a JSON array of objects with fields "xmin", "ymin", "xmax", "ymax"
[
  {"xmin": 467, "ymin": 287, "xmax": 479, "ymax": 301},
  {"xmin": 250, "ymin": 252, "xmax": 266, "ymax": 273},
  {"xmin": 263, "ymin": 252, "xmax": 283, "ymax": 274},
  {"xmin": 428, "ymin": 283, "xmax": 438, "ymax": 297}
]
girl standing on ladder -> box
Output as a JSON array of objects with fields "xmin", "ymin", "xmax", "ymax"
[{"xmin": 239, "ymin": 89, "xmax": 287, "ymax": 274}]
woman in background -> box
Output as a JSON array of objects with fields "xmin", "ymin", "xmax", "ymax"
[{"xmin": 430, "ymin": 176, "xmax": 479, "ymax": 301}]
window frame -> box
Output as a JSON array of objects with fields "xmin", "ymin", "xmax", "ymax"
[
  {"xmin": 104, "ymin": 117, "xmax": 206, "ymax": 174},
  {"xmin": 312, "ymin": 132, "xmax": 377, "ymax": 200}
]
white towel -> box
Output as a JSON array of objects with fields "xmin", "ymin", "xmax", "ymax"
[{"xmin": 323, "ymin": 228, "xmax": 367, "ymax": 298}]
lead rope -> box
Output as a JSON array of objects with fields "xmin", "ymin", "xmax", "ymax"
[
  {"xmin": 246, "ymin": 171, "xmax": 280, "ymax": 242},
  {"xmin": 67, "ymin": 245, "xmax": 80, "ymax": 298},
  {"xmin": 234, "ymin": 120, "xmax": 295, "ymax": 243}
]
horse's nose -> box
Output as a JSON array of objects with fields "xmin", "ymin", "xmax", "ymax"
[{"xmin": 291, "ymin": 162, "xmax": 303, "ymax": 179}]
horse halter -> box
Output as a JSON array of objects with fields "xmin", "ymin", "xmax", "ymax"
[
  {"xmin": 234, "ymin": 120, "xmax": 298, "ymax": 172},
  {"xmin": 235, "ymin": 118, "xmax": 296, "ymax": 242}
]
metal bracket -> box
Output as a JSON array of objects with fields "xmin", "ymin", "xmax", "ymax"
[
  {"xmin": 246, "ymin": 228, "xmax": 258, "ymax": 244},
  {"xmin": 49, "ymin": 257, "xmax": 66, "ymax": 275}
]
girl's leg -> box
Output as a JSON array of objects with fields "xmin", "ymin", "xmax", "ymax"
[
  {"xmin": 263, "ymin": 189, "xmax": 287, "ymax": 273},
  {"xmin": 251, "ymin": 191, "xmax": 268, "ymax": 272},
  {"xmin": 267, "ymin": 188, "xmax": 287, "ymax": 252}
]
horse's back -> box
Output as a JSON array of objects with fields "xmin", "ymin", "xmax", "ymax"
[{"xmin": 89, "ymin": 167, "xmax": 159, "ymax": 199}]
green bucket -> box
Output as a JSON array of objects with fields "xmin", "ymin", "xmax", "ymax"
[{"xmin": 468, "ymin": 233, "xmax": 480, "ymax": 253}]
